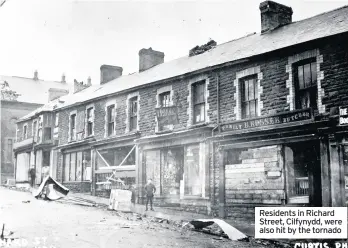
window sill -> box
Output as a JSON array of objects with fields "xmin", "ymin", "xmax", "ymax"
[
  {"xmin": 63, "ymin": 181, "xmax": 91, "ymax": 183},
  {"xmin": 182, "ymin": 195, "xmax": 209, "ymax": 200},
  {"xmin": 155, "ymin": 129, "xmax": 173, "ymax": 135},
  {"xmin": 189, "ymin": 122, "xmax": 208, "ymax": 129}
]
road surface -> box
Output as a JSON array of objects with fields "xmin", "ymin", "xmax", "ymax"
[{"xmin": 0, "ymin": 187, "xmax": 265, "ymax": 248}]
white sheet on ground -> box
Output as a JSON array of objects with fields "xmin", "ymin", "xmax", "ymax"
[{"xmin": 188, "ymin": 219, "xmax": 247, "ymax": 241}]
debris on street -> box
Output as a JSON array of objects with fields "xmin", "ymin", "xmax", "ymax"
[
  {"xmin": 183, "ymin": 219, "xmax": 247, "ymax": 241},
  {"xmin": 33, "ymin": 175, "xmax": 69, "ymax": 200}
]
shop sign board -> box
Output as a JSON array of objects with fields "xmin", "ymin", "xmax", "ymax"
[
  {"xmin": 339, "ymin": 106, "xmax": 348, "ymax": 126},
  {"xmin": 220, "ymin": 108, "xmax": 312, "ymax": 133}
]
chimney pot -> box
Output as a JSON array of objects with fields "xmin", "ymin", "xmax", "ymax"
[
  {"xmin": 87, "ymin": 76, "xmax": 92, "ymax": 86},
  {"xmin": 100, "ymin": 65, "xmax": 123, "ymax": 85},
  {"xmin": 259, "ymin": 1, "xmax": 293, "ymax": 33},
  {"xmin": 61, "ymin": 74, "xmax": 66, "ymax": 83},
  {"xmin": 139, "ymin": 48, "xmax": 164, "ymax": 72},
  {"xmin": 33, "ymin": 70, "xmax": 39, "ymax": 80}
]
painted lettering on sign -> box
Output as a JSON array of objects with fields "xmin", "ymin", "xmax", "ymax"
[
  {"xmin": 220, "ymin": 109, "xmax": 312, "ymax": 132},
  {"xmin": 339, "ymin": 106, "xmax": 348, "ymax": 126},
  {"xmin": 156, "ymin": 106, "xmax": 179, "ymax": 127}
]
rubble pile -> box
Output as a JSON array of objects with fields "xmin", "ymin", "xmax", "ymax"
[{"xmin": 189, "ymin": 40, "xmax": 217, "ymax": 57}]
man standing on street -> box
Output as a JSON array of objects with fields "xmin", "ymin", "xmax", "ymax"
[
  {"xmin": 144, "ymin": 178, "xmax": 156, "ymax": 211},
  {"xmin": 29, "ymin": 167, "xmax": 36, "ymax": 187}
]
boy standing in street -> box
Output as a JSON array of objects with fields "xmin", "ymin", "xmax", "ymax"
[{"xmin": 144, "ymin": 179, "xmax": 156, "ymax": 211}]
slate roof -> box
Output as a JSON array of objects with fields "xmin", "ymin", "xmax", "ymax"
[
  {"xmin": 55, "ymin": 5, "xmax": 348, "ymax": 110},
  {"xmin": 0, "ymin": 75, "xmax": 72, "ymax": 104}
]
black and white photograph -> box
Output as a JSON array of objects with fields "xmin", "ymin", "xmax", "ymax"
[{"xmin": 1, "ymin": 0, "xmax": 348, "ymax": 247}]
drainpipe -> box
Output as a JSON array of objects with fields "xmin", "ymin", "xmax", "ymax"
[{"xmin": 216, "ymin": 74, "xmax": 220, "ymax": 133}]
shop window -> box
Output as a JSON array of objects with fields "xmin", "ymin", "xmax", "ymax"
[
  {"xmin": 86, "ymin": 107, "xmax": 94, "ymax": 136},
  {"xmin": 43, "ymin": 127, "xmax": 52, "ymax": 141},
  {"xmin": 184, "ymin": 145, "xmax": 202, "ymax": 196},
  {"xmin": 107, "ymin": 104, "xmax": 116, "ymax": 136},
  {"xmin": 159, "ymin": 91, "xmax": 171, "ymax": 107},
  {"xmin": 241, "ymin": 75, "xmax": 258, "ymax": 119},
  {"xmin": 295, "ymin": 60, "xmax": 317, "ymax": 110},
  {"xmin": 192, "ymin": 81, "xmax": 206, "ymax": 124},
  {"xmin": 23, "ymin": 124, "xmax": 28, "ymax": 139},
  {"xmin": 64, "ymin": 149, "xmax": 91, "ymax": 182},
  {"xmin": 70, "ymin": 113, "xmax": 76, "ymax": 141},
  {"xmin": 129, "ymin": 97, "xmax": 138, "ymax": 132}
]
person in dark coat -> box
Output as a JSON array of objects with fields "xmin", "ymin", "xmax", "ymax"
[
  {"xmin": 144, "ymin": 179, "xmax": 156, "ymax": 211},
  {"xmin": 130, "ymin": 185, "xmax": 136, "ymax": 205},
  {"xmin": 29, "ymin": 168, "xmax": 36, "ymax": 187}
]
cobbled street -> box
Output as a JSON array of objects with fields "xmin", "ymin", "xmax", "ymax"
[{"xmin": 0, "ymin": 187, "xmax": 268, "ymax": 248}]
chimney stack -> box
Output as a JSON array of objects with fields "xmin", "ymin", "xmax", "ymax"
[
  {"xmin": 139, "ymin": 48, "xmax": 164, "ymax": 72},
  {"xmin": 33, "ymin": 70, "xmax": 39, "ymax": 80},
  {"xmin": 100, "ymin": 65, "xmax": 123, "ymax": 85},
  {"xmin": 87, "ymin": 76, "xmax": 92, "ymax": 86},
  {"xmin": 61, "ymin": 74, "xmax": 66, "ymax": 83},
  {"xmin": 73, "ymin": 79, "xmax": 91, "ymax": 94},
  {"xmin": 48, "ymin": 88, "xmax": 69, "ymax": 102},
  {"xmin": 259, "ymin": 1, "xmax": 293, "ymax": 33}
]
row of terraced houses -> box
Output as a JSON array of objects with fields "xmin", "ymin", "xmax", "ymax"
[{"xmin": 12, "ymin": 1, "xmax": 348, "ymax": 219}]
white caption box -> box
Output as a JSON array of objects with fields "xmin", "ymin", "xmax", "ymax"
[{"xmin": 255, "ymin": 207, "xmax": 348, "ymax": 239}]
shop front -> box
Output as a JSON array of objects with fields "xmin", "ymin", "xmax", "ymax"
[
  {"xmin": 213, "ymin": 108, "xmax": 344, "ymax": 220},
  {"xmin": 91, "ymin": 133, "xmax": 138, "ymax": 198},
  {"xmin": 60, "ymin": 142, "xmax": 93, "ymax": 193},
  {"xmin": 137, "ymin": 127, "xmax": 211, "ymax": 214}
]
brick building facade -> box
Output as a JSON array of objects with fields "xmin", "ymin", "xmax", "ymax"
[{"xmin": 18, "ymin": 1, "xmax": 348, "ymax": 220}]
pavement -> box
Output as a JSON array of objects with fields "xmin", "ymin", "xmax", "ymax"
[
  {"xmin": 70, "ymin": 191, "xmax": 256, "ymax": 237},
  {"xmin": 0, "ymin": 186, "xmax": 268, "ymax": 248}
]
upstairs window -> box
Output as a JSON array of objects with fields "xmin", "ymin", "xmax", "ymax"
[
  {"xmin": 23, "ymin": 125, "xmax": 28, "ymax": 139},
  {"xmin": 38, "ymin": 116, "xmax": 43, "ymax": 142},
  {"xmin": 192, "ymin": 81, "xmax": 206, "ymax": 124},
  {"xmin": 295, "ymin": 60, "xmax": 317, "ymax": 110},
  {"xmin": 43, "ymin": 127, "xmax": 52, "ymax": 141},
  {"xmin": 86, "ymin": 107, "xmax": 94, "ymax": 136},
  {"xmin": 159, "ymin": 91, "xmax": 171, "ymax": 107},
  {"xmin": 107, "ymin": 105, "xmax": 116, "ymax": 136},
  {"xmin": 55, "ymin": 113, "xmax": 59, "ymax": 127},
  {"xmin": 241, "ymin": 76, "xmax": 258, "ymax": 119},
  {"xmin": 129, "ymin": 97, "xmax": 138, "ymax": 132},
  {"xmin": 70, "ymin": 114, "xmax": 76, "ymax": 141},
  {"xmin": 32, "ymin": 120, "xmax": 37, "ymax": 140}
]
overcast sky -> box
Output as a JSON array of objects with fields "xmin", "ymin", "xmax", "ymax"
[{"xmin": 0, "ymin": 0, "xmax": 347, "ymax": 85}]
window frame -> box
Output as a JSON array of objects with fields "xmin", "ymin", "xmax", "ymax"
[
  {"xmin": 23, "ymin": 124, "xmax": 28, "ymax": 139},
  {"xmin": 240, "ymin": 75, "xmax": 258, "ymax": 119},
  {"xmin": 294, "ymin": 58, "xmax": 318, "ymax": 111},
  {"xmin": 129, "ymin": 96, "xmax": 138, "ymax": 132},
  {"xmin": 107, "ymin": 104, "xmax": 116, "ymax": 136},
  {"xmin": 192, "ymin": 80, "xmax": 206, "ymax": 124},
  {"xmin": 159, "ymin": 91, "xmax": 171, "ymax": 108},
  {"xmin": 86, "ymin": 106, "xmax": 94, "ymax": 137},
  {"xmin": 69, "ymin": 112, "xmax": 77, "ymax": 141}
]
